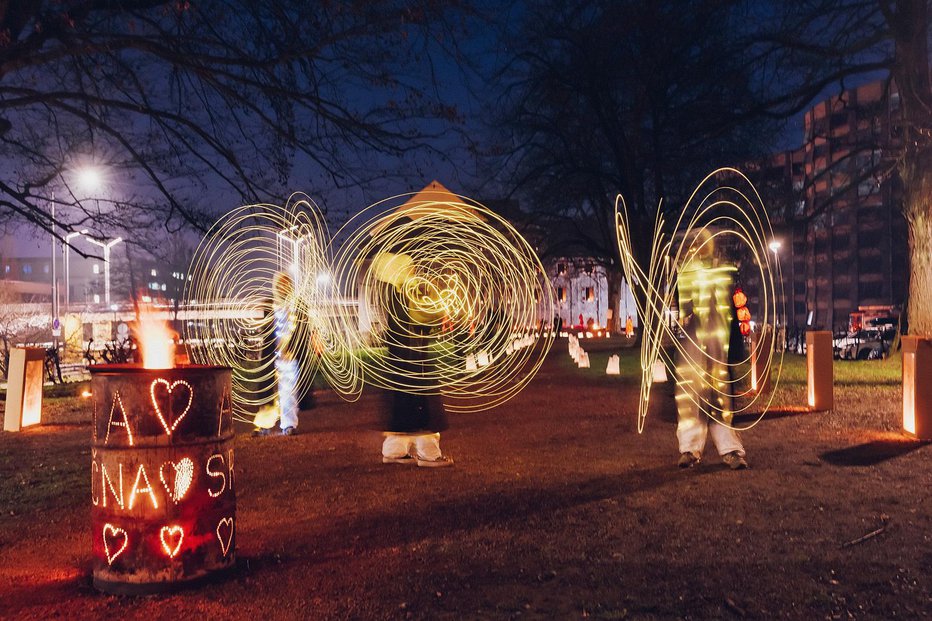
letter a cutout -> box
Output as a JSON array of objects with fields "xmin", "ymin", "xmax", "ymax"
[{"xmin": 105, "ymin": 392, "xmax": 134, "ymax": 446}]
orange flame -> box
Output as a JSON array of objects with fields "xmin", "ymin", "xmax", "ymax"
[{"xmin": 136, "ymin": 306, "xmax": 176, "ymax": 369}]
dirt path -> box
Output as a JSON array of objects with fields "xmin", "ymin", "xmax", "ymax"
[{"xmin": 0, "ymin": 349, "xmax": 929, "ymax": 620}]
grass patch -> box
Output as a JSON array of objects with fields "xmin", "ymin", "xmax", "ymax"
[{"xmin": 775, "ymin": 351, "xmax": 901, "ymax": 386}]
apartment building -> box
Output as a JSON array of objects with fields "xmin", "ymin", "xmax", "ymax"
[{"xmin": 755, "ymin": 80, "xmax": 908, "ymax": 332}]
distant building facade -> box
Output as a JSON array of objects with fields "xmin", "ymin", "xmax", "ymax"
[
  {"xmin": 1, "ymin": 233, "xmax": 189, "ymax": 309},
  {"xmin": 545, "ymin": 257, "xmax": 637, "ymax": 332}
]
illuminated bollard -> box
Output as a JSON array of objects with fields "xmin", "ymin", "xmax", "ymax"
[
  {"xmin": 806, "ymin": 331, "xmax": 833, "ymax": 411},
  {"xmin": 750, "ymin": 326, "xmax": 773, "ymax": 394},
  {"xmin": 902, "ymin": 336, "xmax": 932, "ymax": 439},
  {"xmin": 3, "ymin": 347, "xmax": 45, "ymax": 432}
]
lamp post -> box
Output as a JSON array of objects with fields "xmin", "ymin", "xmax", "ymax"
[
  {"xmin": 769, "ymin": 238, "xmax": 784, "ymax": 349},
  {"xmin": 63, "ymin": 229, "xmax": 88, "ymax": 309},
  {"xmin": 50, "ymin": 195, "xmax": 58, "ymax": 349},
  {"xmin": 277, "ymin": 225, "xmax": 302, "ymax": 277},
  {"xmin": 85, "ymin": 236, "xmax": 123, "ymax": 306}
]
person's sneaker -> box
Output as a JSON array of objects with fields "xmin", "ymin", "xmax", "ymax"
[
  {"xmin": 722, "ymin": 451, "xmax": 749, "ymax": 470},
  {"xmin": 382, "ymin": 454, "xmax": 417, "ymax": 465},
  {"xmin": 678, "ymin": 452, "xmax": 701, "ymax": 468},
  {"xmin": 282, "ymin": 426, "xmax": 298, "ymax": 436},
  {"xmin": 416, "ymin": 454, "xmax": 454, "ymax": 468},
  {"xmin": 253, "ymin": 427, "xmax": 274, "ymax": 437}
]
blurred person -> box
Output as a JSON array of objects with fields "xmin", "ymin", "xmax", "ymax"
[
  {"xmin": 254, "ymin": 271, "xmax": 302, "ymax": 436},
  {"xmin": 372, "ymin": 235, "xmax": 453, "ymax": 468},
  {"xmin": 675, "ymin": 231, "xmax": 748, "ymax": 470}
]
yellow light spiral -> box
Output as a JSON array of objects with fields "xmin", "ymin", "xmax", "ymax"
[{"xmin": 616, "ymin": 168, "xmax": 784, "ymax": 433}]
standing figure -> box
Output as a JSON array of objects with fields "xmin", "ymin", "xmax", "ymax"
[
  {"xmin": 373, "ymin": 247, "xmax": 453, "ymax": 468},
  {"xmin": 625, "ymin": 315, "xmax": 634, "ymax": 339},
  {"xmin": 273, "ymin": 271, "xmax": 300, "ymax": 435},
  {"xmin": 254, "ymin": 272, "xmax": 301, "ymax": 436},
  {"xmin": 675, "ymin": 232, "xmax": 748, "ymax": 470}
]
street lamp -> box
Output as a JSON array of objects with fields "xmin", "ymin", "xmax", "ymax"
[
  {"xmin": 84, "ymin": 236, "xmax": 123, "ymax": 306},
  {"xmin": 50, "ymin": 165, "xmax": 105, "ymax": 329},
  {"xmin": 63, "ymin": 229, "xmax": 88, "ymax": 309},
  {"xmin": 277, "ymin": 225, "xmax": 302, "ymax": 277},
  {"xmin": 769, "ymin": 238, "xmax": 785, "ymax": 333},
  {"xmin": 76, "ymin": 167, "xmax": 103, "ymax": 194}
]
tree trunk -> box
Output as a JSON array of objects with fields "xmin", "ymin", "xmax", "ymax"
[
  {"xmin": 892, "ymin": 0, "xmax": 932, "ymax": 336},
  {"xmin": 606, "ymin": 269, "xmax": 624, "ymax": 333},
  {"xmin": 904, "ymin": 180, "xmax": 932, "ymax": 336}
]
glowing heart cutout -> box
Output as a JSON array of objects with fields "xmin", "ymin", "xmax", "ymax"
[
  {"xmin": 150, "ymin": 379, "xmax": 194, "ymax": 436},
  {"xmin": 103, "ymin": 524, "xmax": 128, "ymax": 565},
  {"xmin": 159, "ymin": 458, "xmax": 195, "ymax": 504},
  {"xmin": 216, "ymin": 517, "xmax": 234, "ymax": 557},
  {"xmin": 160, "ymin": 525, "xmax": 185, "ymax": 558}
]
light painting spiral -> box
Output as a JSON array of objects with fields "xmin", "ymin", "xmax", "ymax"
[
  {"xmin": 616, "ymin": 168, "xmax": 784, "ymax": 433},
  {"xmin": 184, "ymin": 193, "xmax": 337, "ymax": 422},
  {"xmin": 184, "ymin": 188, "xmax": 555, "ymax": 419},
  {"xmin": 330, "ymin": 191, "xmax": 555, "ymax": 414}
]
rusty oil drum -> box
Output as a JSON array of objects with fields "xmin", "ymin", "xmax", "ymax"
[{"xmin": 90, "ymin": 364, "xmax": 235, "ymax": 594}]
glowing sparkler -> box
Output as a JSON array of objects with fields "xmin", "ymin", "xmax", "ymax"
[
  {"xmin": 184, "ymin": 194, "xmax": 338, "ymax": 422},
  {"xmin": 185, "ymin": 186, "xmax": 555, "ymax": 416},
  {"xmin": 329, "ymin": 189, "xmax": 555, "ymax": 413},
  {"xmin": 615, "ymin": 168, "xmax": 783, "ymax": 432}
]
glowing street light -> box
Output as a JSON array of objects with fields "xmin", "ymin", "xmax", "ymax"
[
  {"xmin": 63, "ymin": 229, "xmax": 89, "ymax": 309},
  {"xmin": 768, "ymin": 239, "xmax": 782, "ymax": 254},
  {"xmin": 277, "ymin": 225, "xmax": 302, "ymax": 277},
  {"xmin": 77, "ymin": 166, "xmax": 104, "ymax": 195},
  {"xmin": 85, "ymin": 236, "xmax": 124, "ymax": 306}
]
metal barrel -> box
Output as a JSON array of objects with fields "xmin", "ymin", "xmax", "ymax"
[{"xmin": 90, "ymin": 364, "xmax": 235, "ymax": 594}]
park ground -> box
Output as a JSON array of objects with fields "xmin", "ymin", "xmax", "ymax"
[{"xmin": 0, "ymin": 340, "xmax": 930, "ymax": 620}]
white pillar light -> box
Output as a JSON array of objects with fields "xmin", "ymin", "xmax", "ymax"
[
  {"xmin": 85, "ymin": 235, "xmax": 123, "ymax": 306},
  {"xmin": 63, "ymin": 229, "xmax": 88, "ymax": 309}
]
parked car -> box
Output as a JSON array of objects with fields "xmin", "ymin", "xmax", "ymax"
[{"xmin": 833, "ymin": 328, "xmax": 896, "ymax": 360}]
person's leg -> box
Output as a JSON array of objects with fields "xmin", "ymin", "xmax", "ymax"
[
  {"xmin": 676, "ymin": 353, "xmax": 708, "ymax": 464},
  {"xmin": 414, "ymin": 433, "xmax": 453, "ymax": 467},
  {"xmin": 708, "ymin": 421, "xmax": 745, "ymax": 456},
  {"xmin": 706, "ymin": 347, "xmax": 747, "ymax": 468},
  {"xmin": 709, "ymin": 421, "xmax": 747, "ymax": 469},
  {"xmin": 382, "ymin": 433, "xmax": 415, "ymax": 464},
  {"xmin": 277, "ymin": 358, "xmax": 299, "ymax": 432}
]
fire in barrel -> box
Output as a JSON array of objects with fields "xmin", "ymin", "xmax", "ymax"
[{"xmin": 90, "ymin": 316, "xmax": 235, "ymax": 594}]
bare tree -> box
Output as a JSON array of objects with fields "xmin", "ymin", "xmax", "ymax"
[
  {"xmin": 488, "ymin": 0, "xmax": 778, "ymax": 331},
  {"xmin": 745, "ymin": 0, "xmax": 932, "ymax": 334},
  {"xmin": 0, "ymin": 0, "xmax": 473, "ymax": 247}
]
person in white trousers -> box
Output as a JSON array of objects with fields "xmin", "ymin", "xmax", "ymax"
[
  {"xmin": 373, "ymin": 239, "xmax": 453, "ymax": 468},
  {"xmin": 675, "ymin": 232, "xmax": 748, "ymax": 470}
]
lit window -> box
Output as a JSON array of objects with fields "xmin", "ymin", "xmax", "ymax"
[
  {"xmin": 585, "ymin": 287, "xmax": 595, "ymax": 301},
  {"xmin": 141, "ymin": 295, "xmax": 152, "ymax": 303},
  {"xmin": 93, "ymin": 264, "xmax": 100, "ymax": 274},
  {"xmin": 22, "ymin": 264, "xmax": 32, "ymax": 275},
  {"xmin": 43, "ymin": 264, "xmax": 50, "ymax": 274},
  {"xmin": 150, "ymin": 282, "xmax": 158, "ymax": 290},
  {"xmin": 161, "ymin": 283, "xmax": 166, "ymax": 291},
  {"xmin": 151, "ymin": 269, "xmax": 157, "ymax": 277},
  {"xmin": 93, "ymin": 294, "xmax": 101, "ymax": 303},
  {"xmin": 557, "ymin": 287, "xmax": 566, "ymax": 302},
  {"xmin": 4, "ymin": 265, "xmax": 10, "ymax": 274},
  {"xmin": 557, "ymin": 262, "xmax": 566, "ymax": 275}
]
